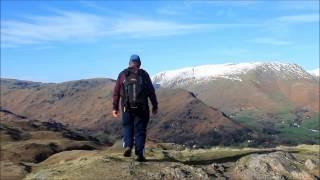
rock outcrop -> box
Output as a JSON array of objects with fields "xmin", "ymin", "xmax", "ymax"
[{"xmin": 232, "ymin": 151, "xmax": 316, "ymax": 180}]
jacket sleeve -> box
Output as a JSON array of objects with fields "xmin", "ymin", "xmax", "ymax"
[
  {"xmin": 112, "ymin": 72, "xmax": 123, "ymax": 111},
  {"xmin": 144, "ymin": 72, "xmax": 158, "ymax": 110}
]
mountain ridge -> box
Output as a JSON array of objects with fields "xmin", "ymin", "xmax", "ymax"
[
  {"xmin": 0, "ymin": 78, "xmax": 251, "ymax": 147},
  {"xmin": 1, "ymin": 62, "xmax": 317, "ymax": 84},
  {"xmin": 152, "ymin": 62, "xmax": 316, "ymax": 87},
  {"xmin": 151, "ymin": 62, "xmax": 319, "ymax": 112},
  {"xmin": 1, "ymin": 61, "xmax": 319, "ymax": 146},
  {"xmin": 308, "ymin": 68, "xmax": 320, "ymax": 77}
]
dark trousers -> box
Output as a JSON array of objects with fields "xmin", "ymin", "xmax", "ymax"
[{"xmin": 122, "ymin": 109, "xmax": 149, "ymax": 156}]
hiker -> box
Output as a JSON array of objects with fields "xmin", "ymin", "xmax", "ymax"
[{"xmin": 112, "ymin": 54, "xmax": 158, "ymax": 162}]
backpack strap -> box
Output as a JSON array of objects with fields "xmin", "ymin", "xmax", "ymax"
[
  {"xmin": 120, "ymin": 69, "xmax": 130, "ymax": 111},
  {"xmin": 123, "ymin": 68, "xmax": 130, "ymax": 78},
  {"xmin": 138, "ymin": 69, "xmax": 148, "ymax": 84}
]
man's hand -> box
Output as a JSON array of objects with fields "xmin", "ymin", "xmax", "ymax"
[
  {"xmin": 152, "ymin": 108, "xmax": 158, "ymax": 115},
  {"xmin": 112, "ymin": 110, "xmax": 119, "ymax": 118}
]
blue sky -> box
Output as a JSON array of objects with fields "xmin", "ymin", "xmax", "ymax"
[{"xmin": 1, "ymin": 0, "xmax": 319, "ymax": 82}]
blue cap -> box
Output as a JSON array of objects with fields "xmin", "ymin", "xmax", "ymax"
[{"xmin": 129, "ymin": 54, "xmax": 141, "ymax": 66}]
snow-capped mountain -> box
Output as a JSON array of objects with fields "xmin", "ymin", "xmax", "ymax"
[
  {"xmin": 308, "ymin": 68, "xmax": 319, "ymax": 77},
  {"xmin": 152, "ymin": 62, "xmax": 319, "ymax": 115},
  {"xmin": 152, "ymin": 62, "xmax": 313, "ymax": 87}
]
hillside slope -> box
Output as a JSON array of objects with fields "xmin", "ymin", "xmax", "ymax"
[
  {"xmin": 0, "ymin": 78, "xmax": 250, "ymax": 146},
  {"xmin": 0, "ymin": 109, "xmax": 98, "ymax": 179},
  {"xmin": 152, "ymin": 62, "xmax": 318, "ymax": 113},
  {"xmin": 152, "ymin": 62, "xmax": 320, "ymax": 145}
]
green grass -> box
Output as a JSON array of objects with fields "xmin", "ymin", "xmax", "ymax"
[
  {"xmin": 276, "ymin": 125, "xmax": 319, "ymax": 143},
  {"xmin": 233, "ymin": 109, "xmax": 320, "ymax": 145},
  {"xmin": 301, "ymin": 114, "xmax": 320, "ymax": 130},
  {"xmin": 274, "ymin": 112, "xmax": 319, "ymax": 144},
  {"xmin": 233, "ymin": 110, "xmax": 260, "ymax": 128}
]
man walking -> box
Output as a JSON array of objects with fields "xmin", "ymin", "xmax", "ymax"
[{"xmin": 112, "ymin": 54, "xmax": 158, "ymax": 162}]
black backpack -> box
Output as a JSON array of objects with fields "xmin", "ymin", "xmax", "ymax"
[{"xmin": 121, "ymin": 68, "xmax": 147, "ymax": 112}]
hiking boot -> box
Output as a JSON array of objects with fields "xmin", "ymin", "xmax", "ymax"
[
  {"xmin": 136, "ymin": 155, "xmax": 146, "ymax": 162},
  {"xmin": 123, "ymin": 147, "xmax": 132, "ymax": 157}
]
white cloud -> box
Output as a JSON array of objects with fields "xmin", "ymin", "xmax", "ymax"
[
  {"xmin": 109, "ymin": 19, "xmax": 212, "ymax": 37},
  {"xmin": 259, "ymin": 13, "xmax": 319, "ymax": 36},
  {"xmin": 276, "ymin": 13, "xmax": 319, "ymax": 23},
  {"xmin": 79, "ymin": 1, "xmax": 105, "ymax": 10},
  {"xmin": 308, "ymin": 68, "xmax": 320, "ymax": 77},
  {"xmin": 157, "ymin": 7, "xmax": 181, "ymax": 16},
  {"xmin": 191, "ymin": 0, "xmax": 257, "ymax": 7},
  {"xmin": 1, "ymin": 11, "xmax": 199, "ymax": 47},
  {"xmin": 276, "ymin": 1, "xmax": 319, "ymax": 11},
  {"xmin": 2, "ymin": 11, "xmax": 108, "ymax": 47},
  {"xmin": 3, "ymin": 9, "xmax": 315, "ymax": 48},
  {"xmin": 249, "ymin": 37, "xmax": 291, "ymax": 46},
  {"xmin": 1, "ymin": 11, "xmax": 258, "ymax": 47}
]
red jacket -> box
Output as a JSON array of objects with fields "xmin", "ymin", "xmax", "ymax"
[{"xmin": 112, "ymin": 68, "xmax": 158, "ymax": 111}]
